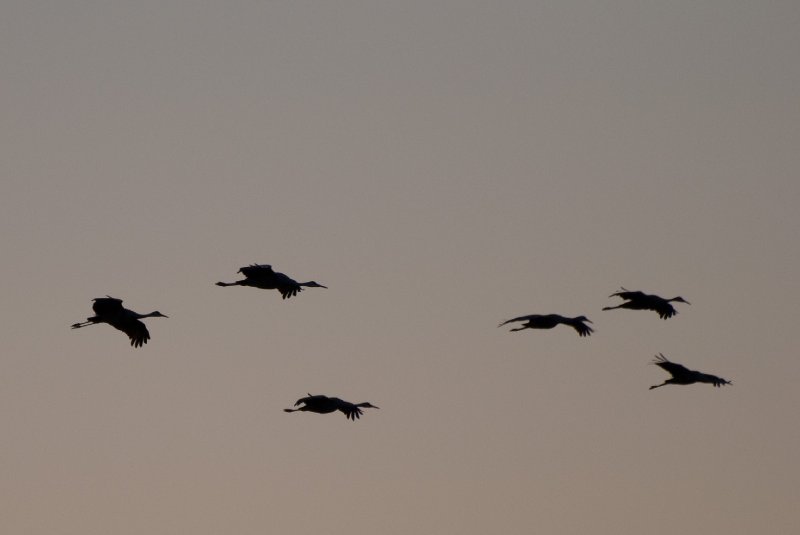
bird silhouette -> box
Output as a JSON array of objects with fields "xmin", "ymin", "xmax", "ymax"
[
  {"xmin": 284, "ymin": 394, "xmax": 379, "ymax": 421},
  {"xmin": 498, "ymin": 314, "xmax": 594, "ymax": 337},
  {"xmin": 649, "ymin": 353, "xmax": 731, "ymax": 389},
  {"xmin": 602, "ymin": 287, "xmax": 690, "ymax": 319},
  {"xmin": 216, "ymin": 264, "xmax": 327, "ymax": 299},
  {"xmin": 71, "ymin": 296, "xmax": 168, "ymax": 348}
]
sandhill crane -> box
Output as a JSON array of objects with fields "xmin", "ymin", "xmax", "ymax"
[
  {"xmin": 602, "ymin": 287, "xmax": 690, "ymax": 319},
  {"xmin": 284, "ymin": 394, "xmax": 379, "ymax": 421},
  {"xmin": 649, "ymin": 353, "xmax": 731, "ymax": 389},
  {"xmin": 498, "ymin": 314, "xmax": 594, "ymax": 337},
  {"xmin": 216, "ymin": 264, "xmax": 327, "ymax": 299},
  {"xmin": 71, "ymin": 296, "xmax": 168, "ymax": 348}
]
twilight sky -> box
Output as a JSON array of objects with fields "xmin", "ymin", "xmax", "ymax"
[{"xmin": 2, "ymin": 1, "xmax": 799, "ymax": 534}]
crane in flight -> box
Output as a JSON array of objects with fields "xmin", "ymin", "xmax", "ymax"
[
  {"xmin": 284, "ymin": 394, "xmax": 379, "ymax": 421},
  {"xmin": 216, "ymin": 264, "xmax": 327, "ymax": 299},
  {"xmin": 498, "ymin": 314, "xmax": 594, "ymax": 337},
  {"xmin": 603, "ymin": 287, "xmax": 690, "ymax": 319},
  {"xmin": 71, "ymin": 296, "xmax": 168, "ymax": 348},
  {"xmin": 649, "ymin": 353, "xmax": 731, "ymax": 389}
]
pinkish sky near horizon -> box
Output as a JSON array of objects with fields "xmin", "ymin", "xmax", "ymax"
[{"xmin": 2, "ymin": 1, "xmax": 799, "ymax": 534}]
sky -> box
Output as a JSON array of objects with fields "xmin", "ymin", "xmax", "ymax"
[{"xmin": 2, "ymin": 1, "xmax": 799, "ymax": 533}]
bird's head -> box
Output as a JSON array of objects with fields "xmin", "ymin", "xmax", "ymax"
[
  {"xmin": 357, "ymin": 402, "xmax": 379, "ymax": 409},
  {"xmin": 150, "ymin": 311, "xmax": 169, "ymax": 318},
  {"xmin": 305, "ymin": 281, "xmax": 327, "ymax": 289},
  {"xmin": 671, "ymin": 296, "xmax": 691, "ymax": 305}
]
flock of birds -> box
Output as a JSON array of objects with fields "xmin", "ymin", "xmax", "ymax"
[{"xmin": 71, "ymin": 263, "xmax": 732, "ymax": 421}]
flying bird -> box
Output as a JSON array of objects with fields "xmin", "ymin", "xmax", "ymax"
[
  {"xmin": 216, "ymin": 264, "xmax": 327, "ymax": 299},
  {"xmin": 71, "ymin": 296, "xmax": 168, "ymax": 348},
  {"xmin": 649, "ymin": 353, "xmax": 731, "ymax": 389},
  {"xmin": 284, "ymin": 394, "xmax": 379, "ymax": 421},
  {"xmin": 602, "ymin": 287, "xmax": 690, "ymax": 319},
  {"xmin": 498, "ymin": 314, "xmax": 594, "ymax": 337}
]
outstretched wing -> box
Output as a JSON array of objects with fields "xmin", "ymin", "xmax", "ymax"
[
  {"xmin": 338, "ymin": 403, "xmax": 364, "ymax": 421},
  {"xmin": 652, "ymin": 302, "xmax": 678, "ymax": 319},
  {"xmin": 652, "ymin": 354, "xmax": 692, "ymax": 378},
  {"xmin": 279, "ymin": 286, "xmax": 301, "ymax": 299},
  {"xmin": 92, "ymin": 297, "xmax": 124, "ymax": 316},
  {"xmin": 695, "ymin": 373, "xmax": 732, "ymax": 387},
  {"xmin": 273, "ymin": 272, "xmax": 302, "ymax": 299},
  {"xmin": 238, "ymin": 264, "xmax": 275, "ymax": 279},
  {"xmin": 294, "ymin": 394, "xmax": 319, "ymax": 407},
  {"xmin": 566, "ymin": 318, "xmax": 594, "ymax": 337},
  {"xmin": 111, "ymin": 318, "xmax": 151, "ymax": 348},
  {"xmin": 498, "ymin": 314, "xmax": 537, "ymax": 327},
  {"xmin": 609, "ymin": 287, "xmax": 647, "ymax": 301}
]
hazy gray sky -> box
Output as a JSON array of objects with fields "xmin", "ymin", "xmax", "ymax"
[{"xmin": 2, "ymin": 1, "xmax": 799, "ymax": 533}]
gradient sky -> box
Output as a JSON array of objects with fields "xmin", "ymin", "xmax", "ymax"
[{"xmin": 2, "ymin": 1, "xmax": 799, "ymax": 534}]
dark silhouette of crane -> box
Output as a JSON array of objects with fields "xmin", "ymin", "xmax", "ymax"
[
  {"xmin": 498, "ymin": 314, "xmax": 594, "ymax": 337},
  {"xmin": 649, "ymin": 353, "xmax": 731, "ymax": 389},
  {"xmin": 71, "ymin": 296, "xmax": 168, "ymax": 348},
  {"xmin": 602, "ymin": 287, "xmax": 690, "ymax": 319},
  {"xmin": 216, "ymin": 264, "xmax": 327, "ymax": 299},
  {"xmin": 284, "ymin": 394, "xmax": 379, "ymax": 421}
]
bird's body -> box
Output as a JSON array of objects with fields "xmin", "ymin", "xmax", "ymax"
[
  {"xmin": 498, "ymin": 314, "xmax": 594, "ymax": 337},
  {"xmin": 649, "ymin": 353, "xmax": 731, "ymax": 389},
  {"xmin": 603, "ymin": 287, "xmax": 690, "ymax": 319},
  {"xmin": 71, "ymin": 296, "xmax": 168, "ymax": 348},
  {"xmin": 216, "ymin": 264, "xmax": 326, "ymax": 299},
  {"xmin": 284, "ymin": 394, "xmax": 379, "ymax": 421}
]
